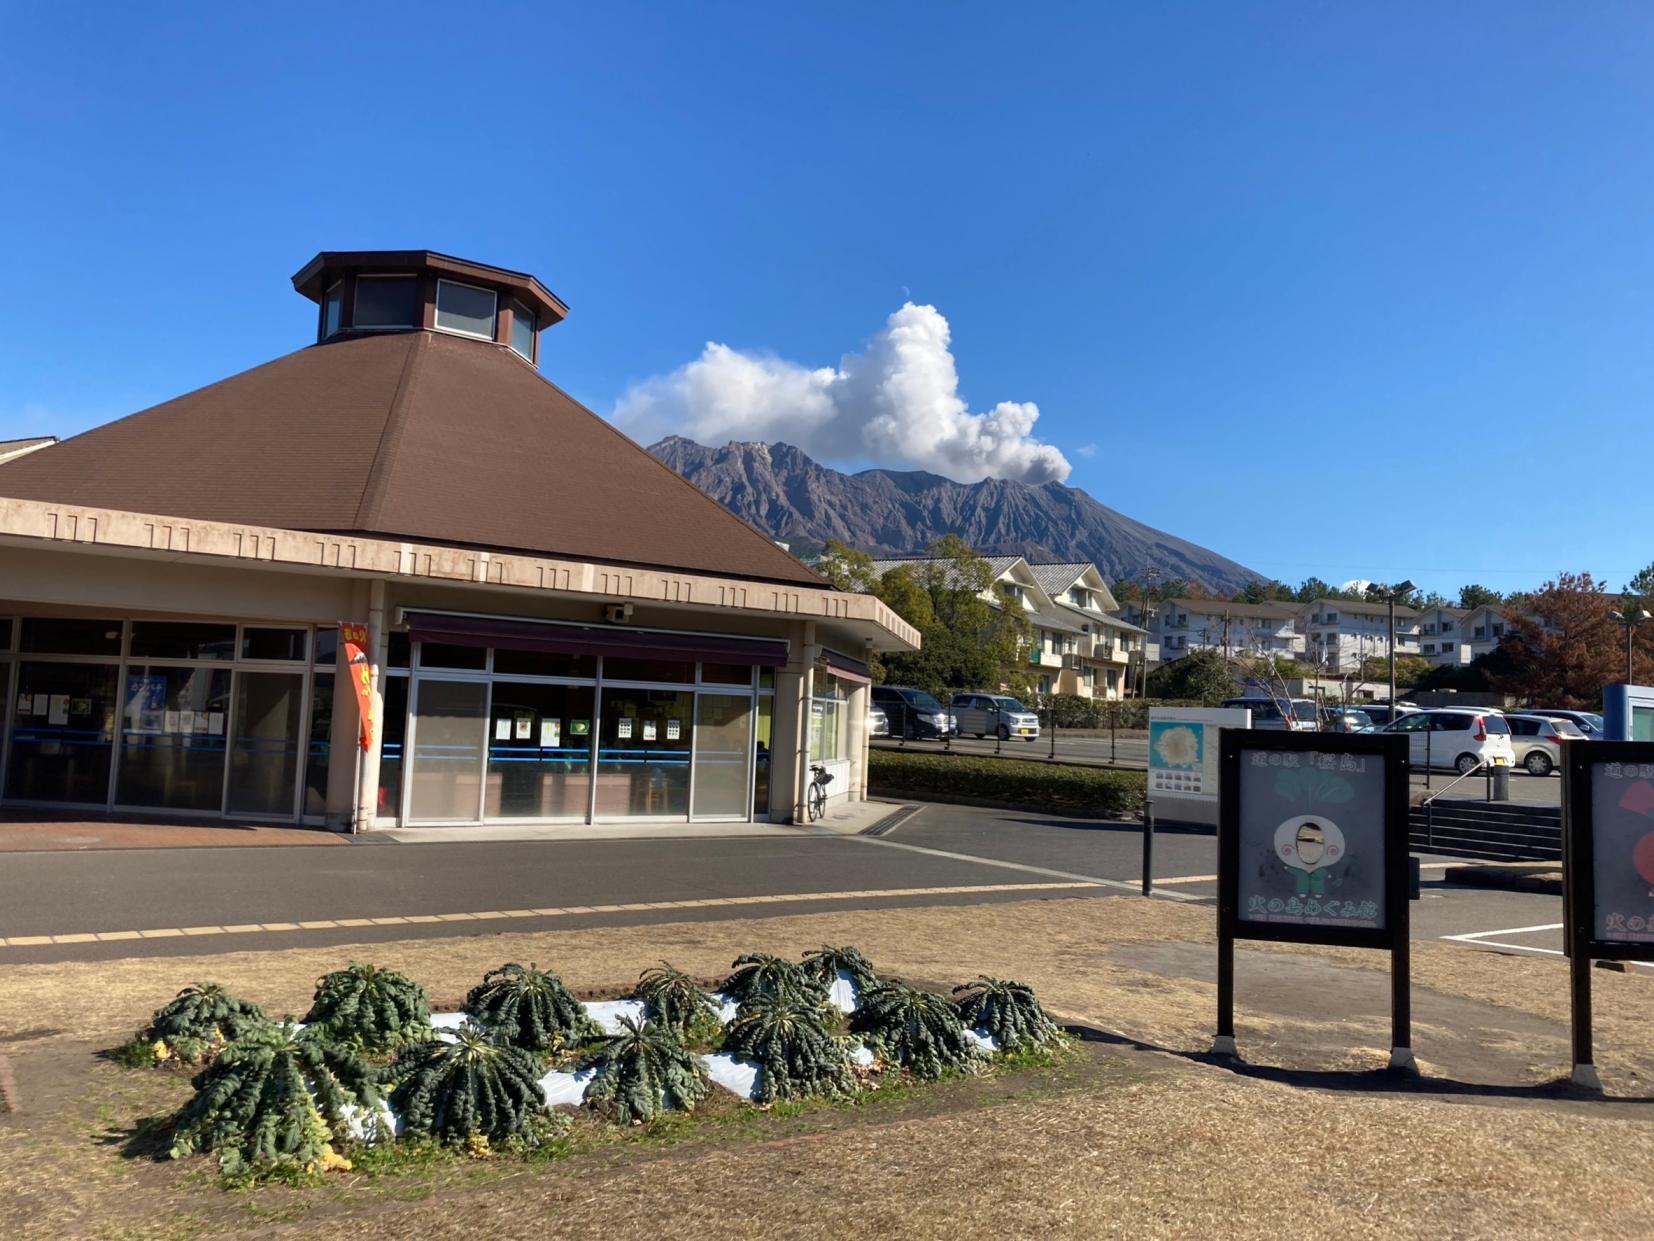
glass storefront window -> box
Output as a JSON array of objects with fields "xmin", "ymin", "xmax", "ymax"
[
  {"xmin": 492, "ymin": 648, "xmax": 596, "ymax": 679},
  {"xmin": 418, "ymin": 641, "xmax": 487, "ymax": 670},
  {"xmin": 314, "ymin": 627, "xmax": 339, "ymax": 666},
  {"xmin": 408, "ymin": 679, "xmax": 488, "ymax": 819},
  {"xmin": 6, "ymin": 662, "xmax": 119, "ymax": 803},
  {"xmin": 691, "ymin": 693, "xmax": 751, "ymax": 817},
  {"xmin": 378, "ymin": 676, "xmax": 409, "ymax": 819},
  {"xmin": 241, "ymin": 627, "xmax": 307, "ymax": 662},
  {"xmin": 129, "ymin": 621, "xmax": 236, "ymax": 661},
  {"xmin": 226, "ymin": 671, "xmax": 304, "ymax": 816},
  {"xmin": 595, "ymin": 688, "xmax": 692, "ymax": 817},
  {"xmin": 0, "ymin": 618, "xmax": 12, "ymax": 649},
  {"xmin": 603, "ymin": 657, "xmax": 692, "ymax": 684},
  {"xmin": 304, "ymin": 672, "xmax": 334, "ymax": 818},
  {"xmin": 20, "ymin": 617, "xmax": 122, "ymax": 655},
  {"xmin": 485, "ymin": 682, "xmax": 595, "ymax": 818},
  {"xmin": 116, "ymin": 665, "xmax": 231, "ymax": 810},
  {"xmin": 754, "ymin": 694, "xmax": 772, "ymax": 816},
  {"xmin": 387, "ymin": 632, "xmax": 411, "ymax": 668},
  {"xmin": 700, "ymin": 662, "xmax": 753, "ymax": 686},
  {"xmin": 759, "ymin": 666, "xmax": 776, "ymax": 690}
]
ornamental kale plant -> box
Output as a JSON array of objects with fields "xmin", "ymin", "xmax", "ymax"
[
  {"xmin": 168, "ymin": 1021, "xmax": 381, "ymax": 1174},
  {"xmin": 302, "ymin": 962, "xmax": 431, "ymax": 1054},
  {"xmin": 580, "ymin": 1015, "xmax": 710, "ymax": 1125},
  {"xmin": 145, "ymin": 982, "xmax": 270, "ymax": 1064},
  {"xmin": 801, "ymin": 945, "xmax": 878, "ymax": 994},
  {"xmin": 390, "ymin": 1021, "xmax": 552, "ymax": 1148},
  {"xmin": 635, "ymin": 963, "xmax": 722, "ymax": 1045},
  {"xmin": 463, "ymin": 963, "xmax": 600, "ymax": 1054},
  {"xmin": 952, "ymin": 976, "xmax": 1062, "ymax": 1052},
  {"xmin": 851, "ymin": 982, "xmax": 983, "ymax": 1080},
  {"xmin": 723, "ymin": 952, "xmax": 826, "ymax": 1010},
  {"xmin": 722, "ymin": 995, "xmax": 855, "ymax": 1105}
]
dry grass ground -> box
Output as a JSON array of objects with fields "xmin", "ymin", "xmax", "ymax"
[{"xmin": 2, "ymin": 895, "xmax": 1653, "ymax": 1239}]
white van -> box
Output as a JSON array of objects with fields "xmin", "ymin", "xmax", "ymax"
[{"xmin": 1220, "ymin": 696, "xmax": 1319, "ymax": 732}]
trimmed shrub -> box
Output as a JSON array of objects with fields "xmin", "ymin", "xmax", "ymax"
[
  {"xmin": 722, "ymin": 996, "xmax": 855, "ymax": 1104},
  {"xmin": 169, "ymin": 1021, "xmax": 381, "ymax": 1173},
  {"xmin": 580, "ymin": 1015, "xmax": 710, "ymax": 1125},
  {"xmin": 851, "ymin": 982, "xmax": 983, "ymax": 1080},
  {"xmin": 303, "ymin": 962, "xmax": 430, "ymax": 1054},
  {"xmin": 723, "ymin": 953, "xmax": 827, "ymax": 1010},
  {"xmin": 464, "ymin": 963, "xmax": 599, "ymax": 1054},
  {"xmin": 801, "ymin": 945, "xmax": 878, "ymax": 995},
  {"xmin": 144, "ymin": 982, "xmax": 269, "ymax": 1065},
  {"xmin": 390, "ymin": 1021, "xmax": 551, "ymax": 1148},
  {"xmin": 635, "ymin": 963, "xmax": 722, "ymax": 1044},
  {"xmin": 867, "ymin": 749, "xmax": 1145, "ymax": 818},
  {"xmin": 952, "ymin": 976, "xmax": 1062, "ymax": 1052}
]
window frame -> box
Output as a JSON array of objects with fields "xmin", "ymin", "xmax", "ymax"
[
  {"xmin": 434, "ymin": 278, "xmax": 499, "ymax": 341},
  {"xmin": 351, "ymin": 273, "xmax": 421, "ymax": 330},
  {"xmin": 509, "ymin": 299, "xmax": 536, "ymax": 361},
  {"xmin": 322, "ymin": 281, "xmax": 344, "ymax": 337}
]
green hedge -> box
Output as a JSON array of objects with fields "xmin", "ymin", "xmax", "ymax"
[{"xmin": 868, "ymin": 748, "xmax": 1145, "ymax": 819}]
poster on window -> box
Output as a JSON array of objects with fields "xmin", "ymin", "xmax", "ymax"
[
  {"xmin": 541, "ymin": 719, "xmax": 560, "ymax": 749},
  {"xmin": 642, "ymin": 721, "xmax": 658, "ymax": 742},
  {"xmin": 1234, "ymin": 747, "xmax": 1388, "ymax": 931},
  {"xmin": 571, "ymin": 719, "xmax": 590, "ymax": 737},
  {"xmin": 617, "ymin": 719, "xmax": 632, "ymax": 740},
  {"xmin": 494, "ymin": 718, "xmax": 511, "ymax": 741},
  {"xmin": 124, "ymin": 673, "xmax": 167, "ymax": 733},
  {"xmin": 667, "ymin": 719, "xmax": 681, "ymax": 741},
  {"xmin": 514, "ymin": 713, "xmax": 532, "ymax": 740}
]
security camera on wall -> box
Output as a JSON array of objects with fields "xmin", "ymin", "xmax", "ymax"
[{"xmin": 604, "ymin": 602, "xmax": 634, "ymax": 624}]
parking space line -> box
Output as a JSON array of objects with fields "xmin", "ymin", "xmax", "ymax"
[{"xmin": 1443, "ymin": 923, "xmax": 1564, "ymax": 942}]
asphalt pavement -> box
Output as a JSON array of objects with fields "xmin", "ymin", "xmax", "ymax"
[{"xmin": 0, "ymin": 803, "xmax": 1576, "ymax": 970}]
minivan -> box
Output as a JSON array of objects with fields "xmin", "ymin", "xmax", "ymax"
[
  {"xmin": 1374, "ymin": 708, "xmax": 1515, "ymax": 773},
  {"xmin": 870, "ymin": 686, "xmax": 956, "ymax": 740},
  {"xmin": 1220, "ymin": 696, "xmax": 1319, "ymax": 731},
  {"xmin": 951, "ymin": 693, "xmax": 1041, "ymax": 741}
]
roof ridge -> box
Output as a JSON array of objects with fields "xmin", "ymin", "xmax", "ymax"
[{"xmin": 352, "ymin": 334, "xmax": 425, "ymax": 530}]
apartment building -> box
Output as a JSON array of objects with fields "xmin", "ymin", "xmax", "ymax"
[
  {"xmin": 1123, "ymin": 598, "xmax": 1305, "ymax": 663},
  {"xmin": 1415, "ymin": 605, "xmax": 1471, "ymax": 666},
  {"xmin": 1301, "ymin": 598, "xmax": 1420, "ymax": 673}
]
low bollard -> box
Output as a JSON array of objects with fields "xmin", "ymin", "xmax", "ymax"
[{"xmin": 1491, "ymin": 765, "xmax": 1510, "ymax": 802}]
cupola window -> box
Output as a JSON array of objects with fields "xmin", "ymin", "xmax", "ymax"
[
  {"xmin": 321, "ymin": 281, "xmax": 343, "ymax": 337},
  {"xmin": 435, "ymin": 279, "xmax": 497, "ymax": 340},
  {"xmin": 354, "ymin": 275, "xmax": 419, "ymax": 329},
  {"xmin": 509, "ymin": 300, "xmax": 535, "ymax": 360}
]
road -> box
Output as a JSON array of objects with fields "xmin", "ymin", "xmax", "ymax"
[
  {"xmin": 875, "ymin": 736, "xmax": 1563, "ymax": 804},
  {"xmin": 0, "ymin": 803, "xmax": 1574, "ymax": 967}
]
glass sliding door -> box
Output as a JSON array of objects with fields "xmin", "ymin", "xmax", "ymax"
[
  {"xmin": 408, "ymin": 679, "xmax": 488, "ymax": 821},
  {"xmin": 377, "ymin": 676, "xmax": 409, "ymax": 820},
  {"xmin": 595, "ymin": 688, "xmax": 692, "ymax": 818},
  {"xmin": 6, "ymin": 662, "xmax": 119, "ymax": 804},
  {"xmin": 226, "ymin": 670, "xmax": 305, "ymax": 817},
  {"xmin": 303, "ymin": 673, "xmax": 334, "ymax": 819},
  {"xmin": 692, "ymin": 693, "xmax": 752, "ymax": 818},
  {"xmin": 485, "ymin": 682, "xmax": 595, "ymax": 819},
  {"xmin": 116, "ymin": 665, "xmax": 231, "ymax": 811},
  {"xmin": 753, "ymin": 694, "xmax": 772, "ymax": 817}
]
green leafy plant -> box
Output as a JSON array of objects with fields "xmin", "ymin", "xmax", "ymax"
[
  {"xmin": 801, "ymin": 945, "xmax": 878, "ymax": 995},
  {"xmin": 635, "ymin": 963, "xmax": 722, "ymax": 1045},
  {"xmin": 389, "ymin": 1021, "xmax": 552, "ymax": 1148},
  {"xmin": 952, "ymin": 976, "xmax": 1062, "ymax": 1052},
  {"xmin": 303, "ymin": 962, "xmax": 430, "ymax": 1053},
  {"xmin": 851, "ymin": 982, "xmax": 983, "ymax": 1080},
  {"xmin": 141, "ymin": 982, "xmax": 269, "ymax": 1065},
  {"xmin": 580, "ymin": 1016, "xmax": 710, "ymax": 1125},
  {"xmin": 168, "ymin": 1021, "xmax": 381, "ymax": 1174},
  {"xmin": 463, "ymin": 963, "xmax": 600, "ymax": 1054},
  {"xmin": 723, "ymin": 953, "xmax": 826, "ymax": 1010},
  {"xmin": 722, "ymin": 995, "xmax": 855, "ymax": 1104}
]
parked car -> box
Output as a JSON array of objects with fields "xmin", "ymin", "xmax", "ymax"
[
  {"xmin": 869, "ymin": 705, "xmax": 889, "ymax": 738},
  {"xmin": 1357, "ymin": 704, "xmax": 1418, "ymax": 727},
  {"xmin": 1517, "ymin": 708, "xmax": 1604, "ymax": 740},
  {"xmin": 1320, "ymin": 707, "xmax": 1373, "ymax": 734},
  {"xmin": 1504, "ymin": 713, "xmax": 1585, "ymax": 776},
  {"xmin": 1220, "ymin": 696, "xmax": 1319, "ymax": 731},
  {"xmin": 870, "ymin": 685, "xmax": 955, "ymax": 740},
  {"xmin": 1373, "ymin": 708, "xmax": 1515, "ymax": 774},
  {"xmin": 951, "ymin": 692, "xmax": 1041, "ymax": 741}
]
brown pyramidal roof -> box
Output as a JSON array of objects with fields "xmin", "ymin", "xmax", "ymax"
[{"xmin": 0, "ymin": 331, "xmax": 826, "ymax": 588}]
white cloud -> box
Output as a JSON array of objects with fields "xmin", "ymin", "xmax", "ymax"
[
  {"xmin": 613, "ymin": 303, "xmax": 1071, "ymax": 484},
  {"xmin": 1074, "ymin": 442, "xmax": 1097, "ymax": 458}
]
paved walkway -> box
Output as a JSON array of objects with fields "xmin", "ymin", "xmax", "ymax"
[{"xmin": 0, "ymin": 818, "xmax": 345, "ymax": 851}]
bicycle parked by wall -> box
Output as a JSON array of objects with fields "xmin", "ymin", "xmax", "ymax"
[{"xmin": 806, "ymin": 763, "xmax": 833, "ymax": 822}]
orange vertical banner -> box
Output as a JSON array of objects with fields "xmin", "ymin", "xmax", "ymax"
[{"xmin": 339, "ymin": 622, "xmax": 374, "ymax": 752}]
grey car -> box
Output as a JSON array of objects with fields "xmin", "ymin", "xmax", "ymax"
[{"xmin": 950, "ymin": 693, "xmax": 1041, "ymax": 741}]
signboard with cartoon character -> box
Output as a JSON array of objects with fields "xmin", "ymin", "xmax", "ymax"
[
  {"xmin": 1215, "ymin": 729, "xmax": 1412, "ymax": 1066},
  {"xmin": 1562, "ymin": 742, "xmax": 1654, "ymax": 1086}
]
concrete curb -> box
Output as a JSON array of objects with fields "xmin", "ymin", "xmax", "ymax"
[{"xmin": 1436, "ymin": 861, "xmax": 1563, "ymax": 897}]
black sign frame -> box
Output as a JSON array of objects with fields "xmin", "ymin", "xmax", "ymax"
[
  {"xmin": 1562, "ymin": 741, "xmax": 1654, "ymax": 1086},
  {"xmin": 1216, "ymin": 728, "xmax": 1411, "ymax": 1060}
]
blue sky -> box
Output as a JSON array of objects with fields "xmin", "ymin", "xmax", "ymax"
[{"xmin": 3, "ymin": 4, "xmax": 1652, "ymax": 598}]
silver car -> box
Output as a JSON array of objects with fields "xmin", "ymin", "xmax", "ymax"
[
  {"xmin": 869, "ymin": 705, "xmax": 889, "ymax": 738},
  {"xmin": 1505, "ymin": 713, "xmax": 1584, "ymax": 776},
  {"xmin": 951, "ymin": 693, "xmax": 1041, "ymax": 742}
]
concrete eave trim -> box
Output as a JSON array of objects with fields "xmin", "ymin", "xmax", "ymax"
[{"xmin": 0, "ymin": 496, "xmax": 921, "ymax": 654}]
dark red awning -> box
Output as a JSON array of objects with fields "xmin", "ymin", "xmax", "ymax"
[
  {"xmin": 404, "ymin": 612, "xmax": 789, "ymax": 668},
  {"xmin": 820, "ymin": 649, "xmax": 871, "ymax": 684}
]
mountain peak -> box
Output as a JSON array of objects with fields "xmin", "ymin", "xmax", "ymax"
[{"xmin": 648, "ymin": 437, "xmax": 1262, "ymax": 592}]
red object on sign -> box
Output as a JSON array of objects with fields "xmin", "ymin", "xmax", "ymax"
[{"xmin": 339, "ymin": 622, "xmax": 374, "ymax": 752}]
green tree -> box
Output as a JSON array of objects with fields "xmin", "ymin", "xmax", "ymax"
[
  {"xmin": 1145, "ymin": 649, "xmax": 1236, "ymax": 705},
  {"xmin": 818, "ymin": 540, "xmax": 877, "ymax": 593},
  {"xmin": 1294, "ymin": 577, "xmax": 1333, "ymax": 603},
  {"xmin": 1494, "ymin": 571, "xmax": 1646, "ymax": 706},
  {"xmin": 876, "ymin": 537, "xmax": 1031, "ymax": 698},
  {"xmin": 1458, "ymin": 583, "xmax": 1504, "ymax": 611}
]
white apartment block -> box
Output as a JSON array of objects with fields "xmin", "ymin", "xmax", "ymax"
[
  {"xmin": 1416, "ymin": 606, "xmax": 1471, "ymax": 666},
  {"xmin": 1124, "ymin": 598, "xmax": 1305, "ymax": 663},
  {"xmin": 1301, "ymin": 598, "xmax": 1420, "ymax": 673}
]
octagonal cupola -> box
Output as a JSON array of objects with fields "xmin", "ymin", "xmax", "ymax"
[{"xmin": 291, "ymin": 250, "xmax": 568, "ymax": 366}]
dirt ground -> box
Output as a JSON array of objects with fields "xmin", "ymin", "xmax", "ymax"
[{"xmin": 3, "ymin": 896, "xmax": 1653, "ymax": 1239}]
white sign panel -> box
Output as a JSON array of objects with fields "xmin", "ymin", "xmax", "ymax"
[{"xmin": 1147, "ymin": 706, "xmax": 1250, "ymax": 817}]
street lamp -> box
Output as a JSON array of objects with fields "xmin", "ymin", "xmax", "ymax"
[
  {"xmin": 1609, "ymin": 603, "xmax": 1650, "ymax": 684},
  {"xmin": 1367, "ymin": 580, "xmax": 1416, "ymax": 712}
]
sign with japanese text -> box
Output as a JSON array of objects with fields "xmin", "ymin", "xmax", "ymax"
[
  {"xmin": 1565, "ymin": 745, "xmax": 1654, "ymax": 961},
  {"xmin": 339, "ymin": 622, "xmax": 374, "ymax": 753}
]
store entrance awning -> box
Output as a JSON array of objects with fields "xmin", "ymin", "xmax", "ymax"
[{"xmin": 404, "ymin": 611, "xmax": 789, "ymax": 667}]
